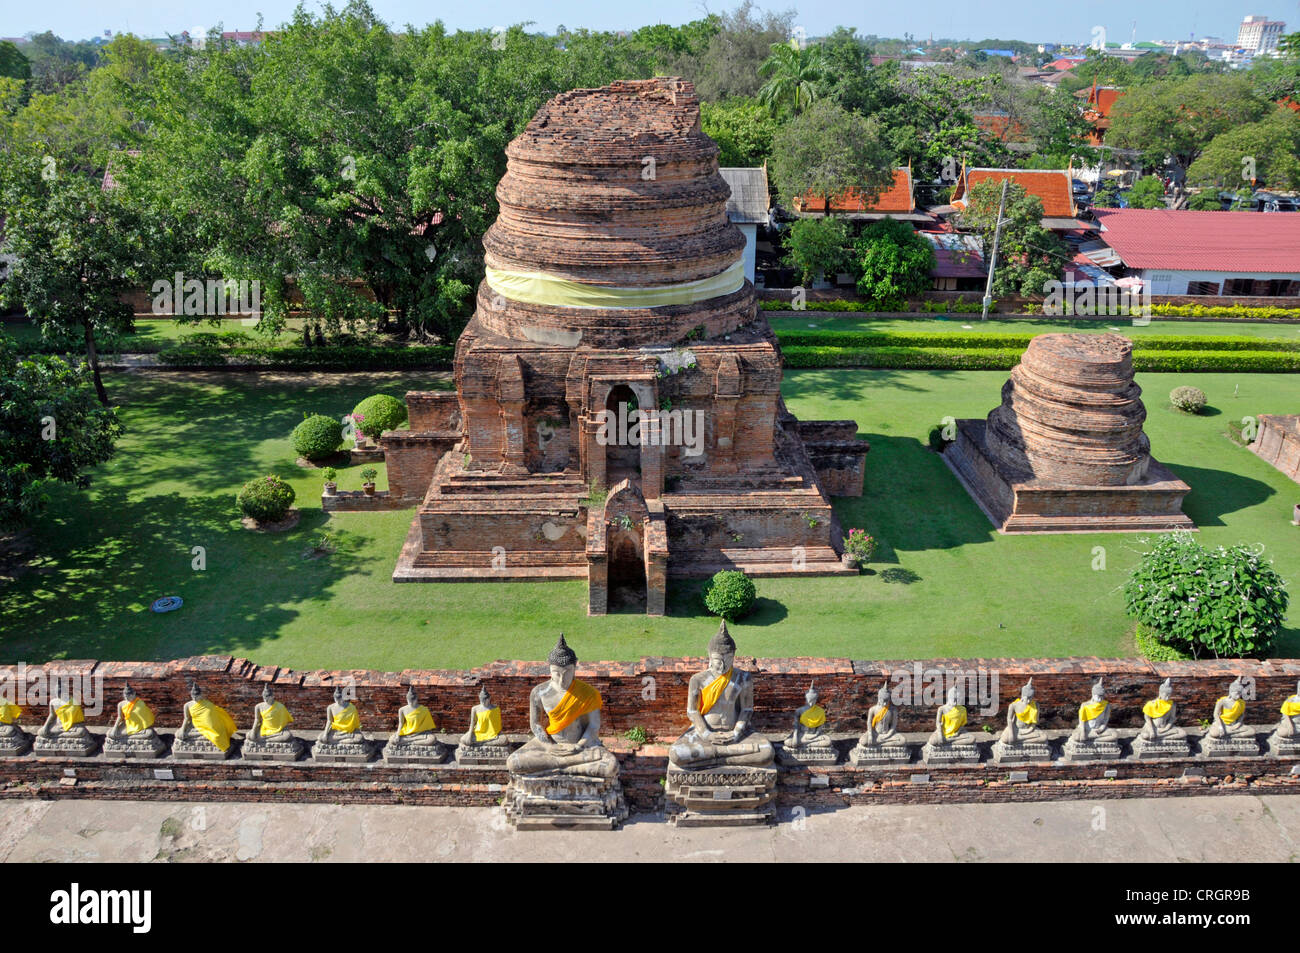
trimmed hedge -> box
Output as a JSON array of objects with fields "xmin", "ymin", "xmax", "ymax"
[
  {"xmin": 1134, "ymin": 622, "xmax": 1195, "ymax": 662},
  {"xmin": 781, "ymin": 344, "xmax": 1300, "ymax": 372},
  {"xmin": 775, "ymin": 329, "xmax": 1300, "ymax": 352}
]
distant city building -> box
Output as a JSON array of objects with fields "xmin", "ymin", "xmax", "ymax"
[{"xmin": 1237, "ymin": 15, "xmax": 1286, "ymax": 53}]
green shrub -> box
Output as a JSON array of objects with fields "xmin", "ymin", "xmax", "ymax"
[
  {"xmin": 1169, "ymin": 385, "xmax": 1208, "ymax": 414},
  {"xmin": 1123, "ymin": 533, "xmax": 1290, "ymax": 659},
  {"xmin": 780, "ymin": 344, "xmax": 1300, "ymax": 373},
  {"xmin": 703, "ymin": 570, "xmax": 757, "ymax": 621},
  {"xmin": 359, "ymin": 466, "xmax": 378, "ymax": 483},
  {"xmin": 351, "ymin": 394, "xmax": 407, "ymax": 439},
  {"xmin": 320, "ymin": 467, "xmax": 337, "ymax": 483},
  {"xmin": 157, "ymin": 343, "xmax": 455, "ymax": 370},
  {"xmin": 928, "ymin": 423, "xmax": 952, "ymax": 451},
  {"xmin": 1135, "ymin": 622, "xmax": 1195, "ymax": 661},
  {"xmin": 291, "ymin": 414, "xmax": 344, "ymax": 460},
  {"xmin": 237, "ymin": 474, "xmax": 296, "ymax": 523}
]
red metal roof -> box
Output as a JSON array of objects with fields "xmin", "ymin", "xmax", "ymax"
[
  {"xmin": 1092, "ymin": 208, "xmax": 1300, "ymax": 274},
  {"xmin": 951, "ymin": 168, "xmax": 1076, "ymax": 218}
]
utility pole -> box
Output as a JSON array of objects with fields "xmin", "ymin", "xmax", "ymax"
[{"xmin": 981, "ymin": 179, "xmax": 1009, "ymax": 321}]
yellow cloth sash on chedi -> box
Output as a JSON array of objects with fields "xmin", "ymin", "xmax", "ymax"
[
  {"xmin": 331, "ymin": 703, "xmax": 360, "ymax": 735},
  {"xmin": 1079, "ymin": 700, "xmax": 1108, "ymax": 722},
  {"xmin": 485, "ymin": 259, "xmax": 745, "ymax": 311},
  {"xmin": 122, "ymin": 698, "xmax": 155, "ymax": 735},
  {"xmin": 188, "ymin": 699, "xmax": 237, "ymax": 752},
  {"xmin": 55, "ymin": 700, "xmax": 84, "ymax": 731},
  {"xmin": 474, "ymin": 707, "xmax": 502, "ymax": 743},
  {"xmin": 1015, "ymin": 699, "xmax": 1038, "ymax": 724},
  {"xmin": 799, "ymin": 705, "xmax": 827, "ymax": 729},
  {"xmin": 1282, "ymin": 696, "xmax": 1300, "ymax": 718},
  {"xmin": 400, "ymin": 706, "xmax": 436, "ymax": 736},
  {"xmin": 942, "ymin": 705, "xmax": 968, "ymax": 739},
  {"xmin": 698, "ymin": 669, "xmax": 732, "ymax": 716},
  {"xmin": 0, "ymin": 703, "xmax": 20, "ymax": 725},
  {"xmin": 1219, "ymin": 697, "xmax": 1245, "ymax": 725},
  {"xmin": 258, "ymin": 701, "xmax": 293, "ymax": 736},
  {"xmin": 1143, "ymin": 698, "xmax": 1173, "ymax": 720},
  {"xmin": 546, "ymin": 680, "xmax": 601, "ymax": 735}
]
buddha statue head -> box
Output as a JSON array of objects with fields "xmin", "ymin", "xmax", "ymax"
[
  {"xmin": 1158, "ymin": 678, "xmax": 1173, "ymax": 701},
  {"xmin": 707, "ymin": 620, "xmax": 736, "ymax": 677},
  {"xmin": 1092, "ymin": 676, "xmax": 1106, "ymax": 700},
  {"xmin": 1021, "ymin": 678, "xmax": 1034, "ymax": 702},
  {"xmin": 805, "ymin": 682, "xmax": 818, "ymax": 707},
  {"xmin": 479, "ymin": 686, "xmax": 492, "ymax": 707},
  {"xmin": 945, "ymin": 684, "xmax": 962, "ymax": 707},
  {"xmin": 187, "ymin": 679, "xmax": 202, "ymax": 702},
  {"xmin": 406, "ymin": 686, "xmax": 419, "ymax": 707},
  {"xmin": 877, "ymin": 681, "xmax": 891, "ymax": 706},
  {"xmin": 333, "ymin": 685, "xmax": 345, "ymax": 706},
  {"xmin": 262, "ymin": 684, "xmax": 275, "ymax": 705},
  {"xmin": 548, "ymin": 634, "xmax": 577, "ymax": 691},
  {"xmin": 1227, "ymin": 679, "xmax": 1243, "ymax": 701},
  {"xmin": 122, "ymin": 682, "xmax": 136, "ymax": 703}
]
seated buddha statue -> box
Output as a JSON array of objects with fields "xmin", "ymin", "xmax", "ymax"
[
  {"xmin": 460, "ymin": 686, "xmax": 504, "ymax": 748},
  {"xmin": 176, "ymin": 680, "xmax": 238, "ymax": 753},
  {"xmin": 782, "ymin": 683, "xmax": 833, "ymax": 751},
  {"xmin": 857, "ymin": 681, "xmax": 907, "ymax": 749},
  {"xmin": 1207, "ymin": 679, "xmax": 1253, "ymax": 740},
  {"xmin": 1068, "ymin": 677, "xmax": 1119, "ymax": 746},
  {"xmin": 319, "ymin": 685, "xmax": 366, "ymax": 747},
  {"xmin": 390, "ymin": 687, "xmax": 441, "ymax": 747},
  {"xmin": 1138, "ymin": 678, "xmax": 1187, "ymax": 743},
  {"xmin": 998, "ymin": 678, "xmax": 1045, "ymax": 747},
  {"xmin": 37, "ymin": 683, "xmax": 94, "ymax": 745},
  {"xmin": 1273, "ymin": 680, "xmax": 1300, "ymax": 739},
  {"xmin": 926, "ymin": 685, "xmax": 975, "ymax": 749},
  {"xmin": 104, "ymin": 683, "xmax": 164, "ymax": 755},
  {"xmin": 0, "ymin": 694, "xmax": 28, "ymax": 755},
  {"xmin": 246, "ymin": 684, "xmax": 299, "ymax": 748},
  {"xmin": 505, "ymin": 635, "xmax": 619, "ymax": 779},
  {"xmin": 667, "ymin": 622, "xmax": 775, "ymax": 771}
]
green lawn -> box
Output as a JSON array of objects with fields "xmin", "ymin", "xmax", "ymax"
[
  {"xmin": 767, "ymin": 313, "xmax": 1300, "ymax": 340},
  {"xmin": 1, "ymin": 317, "xmax": 296, "ymax": 352},
  {"xmin": 1, "ymin": 368, "xmax": 1297, "ymax": 670}
]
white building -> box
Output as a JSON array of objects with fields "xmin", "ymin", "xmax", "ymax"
[
  {"xmin": 1237, "ymin": 16, "xmax": 1286, "ymax": 54},
  {"xmin": 718, "ymin": 166, "xmax": 770, "ymax": 284}
]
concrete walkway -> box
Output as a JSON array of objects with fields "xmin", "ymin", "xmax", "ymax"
[{"xmin": 0, "ymin": 794, "xmax": 1296, "ymax": 862}]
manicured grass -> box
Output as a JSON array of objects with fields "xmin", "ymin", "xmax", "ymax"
[
  {"xmin": 1, "ymin": 368, "xmax": 1296, "ymax": 670},
  {"xmin": 767, "ymin": 313, "xmax": 1300, "ymax": 340},
  {"xmin": 1, "ymin": 317, "xmax": 296, "ymax": 353}
]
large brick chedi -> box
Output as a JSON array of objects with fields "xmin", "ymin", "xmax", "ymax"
[
  {"xmin": 944, "ymin": 333, "xmax": 1194, "ymax": 533},
  {"xmin": 390, "ymin": 79, "xmax": 865, "ymax": 612}
]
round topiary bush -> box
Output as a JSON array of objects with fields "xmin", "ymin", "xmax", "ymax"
[
  {"xmin": 237, "ymin": 474, "xmax": 296, "ymax": 524},
  {"xmin": 1123, "ymin": 532, "xmax": 1290, "ymax": 659},
  {"xmin": 292, "ymin": 414, "xmax": 344, "ymax": 461},
  {"xmin": 703, "ymin": 570, "xmax": 757, "ymax": 621},
  {"xmin": 1169, "ymin": 385, "xmax": 1207, "ymax": 414},
  {"xmin": 351, "ymin": 394, "xmax": 407, "ymax": 440}
]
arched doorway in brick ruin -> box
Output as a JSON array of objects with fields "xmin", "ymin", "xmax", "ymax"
[
  {"xmin": 603, "ymin": 480, "xmax": 649, "ymax": 612},
  {"xmin": 603, "ymin": 384, "xmax": 642, "ymax": 485}
]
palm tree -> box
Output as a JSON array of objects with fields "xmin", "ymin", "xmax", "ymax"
[{"xmin": 757, "ymin": 42, "xmax": 826, "ymax": 118}]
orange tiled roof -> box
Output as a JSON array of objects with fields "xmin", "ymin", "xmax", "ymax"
[
  {"xmin": 950, "ymin": 168, "xmax": 1076, "ymax": 218},
  {"xmin": 973, "ymin": 113, "xmax": 1030, "ymax": 142},
  {"xmin": 795, "ymin": 167, "xmax": 914, "ymax": 214}
]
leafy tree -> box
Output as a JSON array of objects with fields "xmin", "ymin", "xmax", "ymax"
[
  {"xmin": 852, "ymin": 218, "xmax": 935, "ymax": 304},
  {"xmin": 1186, "ymin": 189, "xmax": 1224, "ymax": 210},
  {"xmin": 0, "ymin": 333, "xmax": 124, "ymax": 529},
  {"xmin": 700, "ymin": 98, "xmax": 779, "ymax": 167},
  {"xmin": 1093, "ymin": 178, "xmax": 1121, "ymax": 207},
  {"xmin": 1124, "ymin": 533, "xmax": 1289, "ymax": 659},
  {"xmin": 22, "ymin": 32, "xmax": 101, "ymax": 94},
  {"xmin": 957, "ymin": 179, "xmax": 1065, "ymax": 297},
  {"xmin": 667, "ymin": 2, "xmax": 794, "ymax": 102},
  {"xmin": 0, "ymin": 152, "xmax": 146, "ymax": 405},
  {"xmin": 0, "ymin": 42, "xmax": 30, "ymax": 87},
  {"xmin": 756, "ymin": 41, "xmax": 825, "ymax": 117},
  {"xmin": 769, "ymin": 99, "xmax": 894, "ymax": 208},
  {"xmin": 1187, "ymin": 108, "xmax": 1300, "ymax": 191},
  {"xmin": 1127, "ymin": 176, "xmax": 1166, "ymax": 208},
  {"xmin": 1106, "ymin": 74, "xmax": 1270, "ymax": 179},
  {"xmin": 782, "ymin": 217, "xmax": 849, "ymax": 286}
]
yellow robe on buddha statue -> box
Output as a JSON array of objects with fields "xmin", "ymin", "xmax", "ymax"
[
  {"xmin": 121, "ymin": 698, "xmax": 155, "ymax": 735},
  {"xmin": 188, "ymin": 699, "xmax": 237, "ymax": 752},
  {"xmin": 54, "ymin": 699, "xmax": 84, "ymax": 731},
  {"xmin": 1218, "ymin": 696, "xmax": 1245, "ymax": 725},
  {"xmin": 545, "ymin": 680, "xmax": 601, "ymax": 735},
  {"xmin": 798, "ymin": 705, "xmax": 826, "ymax": 728},
  {"xmin": 1143, "ymin": 698, "xmax": 1173, "ymax": 720},
  {"xmin": 257, "ymin": 701, "xmax": 293, "ymax": 737},
  {"xmin": 1079, "ymin": 700, "xmax": 1108, "ymax": 723},
  {"xmin": 330, "ymin": 703, "xmax": 360, "ymax": 735},
  {"xmin": 0, "ymin": 703, "xmax": 20, "ymax": 725},
  {"xmin": 1281, "ymin": 696, "xmax": 1300, "ymax": 718},
  {"xmin": 698, "ymin": 670, "xmax": 732, "ymax": 716},
  {"xmin": 400, "ymin": 706, "xmax": 436, "ymax": 736},
  {"xmin": 941, "ymin": 705, "xmax": 967, "ymax": 739},
  {"xmin": 1014, "ymin": 699, "xmax": 1038, "ymax": 724},
  {"xmin": 474, "ymin": 707, "xmax": 502, "ymax": 742}
]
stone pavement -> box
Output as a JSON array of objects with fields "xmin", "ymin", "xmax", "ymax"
[{"xmin": 0, "ymin": 794, "xmax": 1296, "ymax": 862}]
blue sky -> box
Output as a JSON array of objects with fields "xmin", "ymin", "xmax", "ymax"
[{"xmin": 3, "ymin": 0, "xmax": 1289, "ymax": 45}]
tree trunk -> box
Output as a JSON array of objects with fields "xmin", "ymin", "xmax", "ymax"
[{"xmin": 83, "ymin": 322, "xmax": 109, "ymax": 407}]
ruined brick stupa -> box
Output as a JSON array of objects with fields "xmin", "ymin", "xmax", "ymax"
[
  {"xmin": 386, "ymin": 78, "xmax": 866, "ymax": 613},
  {"xmin": 944, "ymin": 333, "xmax": 1194, "ymax": 533}
]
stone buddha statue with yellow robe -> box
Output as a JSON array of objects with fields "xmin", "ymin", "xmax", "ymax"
[
  {"xmin": 0, "ymin": 692, "xmax": 28, "ymax": 756},
  {"xmin": 1203, "ymin": 678, "xmax": 1260, "ymax": 757},
  {"xmin": 1133, "ymin": 678, "xmax": 1191, "ymax": 758},
  {"xmin": 851, "ymin": 681, "xmax": 910, "ymax": 764},
  {"xmin": 175, "ymin": 680, "xmax": 239, "ymax": 759},
  {"xmin": 1062, "ymin": 677, "xmax": 1121, "ymax": 761},
  {"xmin": 779, "ymin": 683, "xmax": 837, "ymax": 763},
  {"xmin": 313, "ymin": 685, "xmax": 373, "ymax": 762},
  {"xmin": 993, "ymin": 678, "xmax": 1051, "ymax": 763},
  {"xmin": 922, "ymin": 684, "xmax": 979, "ymax": 763},
  {"xmin": 1269, "ymin": 679, "xmax": 1300, "ymax": 756},
  {"xmin": 383, "ymin": 686, "xmax": 449, "ymax": 763},
  {"xmin": 34, "ymin": 679, "xmax": 98, "ymax": 756},
  {"xmin": 667, "ymin": 622, "xmax": 775, "ymax": 771},
  {"xmin": 505, "ymin": 635, "xmax": 619, "ymax": 779},
  {"xmin": 243, "ymin": 684, "xmax": 304, "ymax": 760},
  {"xmin": 456, "ymin": 686, "xmax": 513, "ymax": 765},
  {"xmin": 104, "ymin": 683, "xmax": 166, "ymax": 757}
]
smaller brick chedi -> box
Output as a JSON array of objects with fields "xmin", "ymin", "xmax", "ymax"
[
  {"xmin": 944, "ymin": 333, "xmax": 1194, "ymax": 533},
  {"xmin": 386, "ymin": 78, "xmax": 866, "ymax": 613}
]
